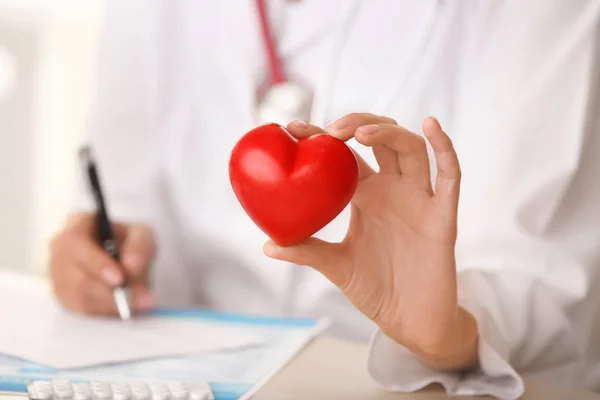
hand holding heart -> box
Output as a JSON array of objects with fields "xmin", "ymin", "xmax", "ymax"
[{"xmin": 230, "ymin": 113, "xmax": 480, "ymax": 371}]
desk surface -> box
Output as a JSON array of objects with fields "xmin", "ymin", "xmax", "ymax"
[{"xmin": 255, "ymin": 336, "xmax": 600, "ymax": 400}]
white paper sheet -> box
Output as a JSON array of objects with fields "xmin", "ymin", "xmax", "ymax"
[{"xmin": 0, "ymin": 276, "xmax": 264, "ymax": 369}]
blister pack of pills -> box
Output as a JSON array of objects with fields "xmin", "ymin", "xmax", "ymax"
[{"xmin": 26, "ymin": 379, "xmax": 214, "ymax": 400}]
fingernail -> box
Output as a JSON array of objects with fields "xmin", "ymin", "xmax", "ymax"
[
  {"xmin": 328, "ymin": 117, "xmax": 349, "ymax": 131},
  {"xmin": 290, "ymin": 120, "xmax": 308, "ymax": 128},
  {"xmin": 101, "ymin": 268, "xmax": 122, "ymax": 286},
  {"xmin": 356, "ymin": 124, "xmax": 379, "ymax": 135},
  {"xmin": 135, "ymin": 292, "xmax": 156, "ymax": 310}
]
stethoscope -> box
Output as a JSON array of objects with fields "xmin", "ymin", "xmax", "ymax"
[
  {"xmin": 254, "ymin": 0, "xmax": 363, "ymax": 127},
  {"xmin": 253, "ymin": 0, "xmax": 447, "ymax": 128}
]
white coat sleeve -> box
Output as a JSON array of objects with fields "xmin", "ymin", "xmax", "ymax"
[
  {"xmin": 367, "ymin": 1, "xmax": 600, "ymax": 399},
  {"xmin": 72, "ymin": 0, "xmax": 165, "ymax": 228}
]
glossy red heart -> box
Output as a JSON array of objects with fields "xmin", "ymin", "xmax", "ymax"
[{"xmin": 229, "ymin": 123, "xmax": 359, "ymax": 246}]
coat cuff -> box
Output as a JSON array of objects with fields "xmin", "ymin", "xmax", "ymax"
[{"xmin": 367, "ymin": 321, "xmax": 524, "ymax": 400}]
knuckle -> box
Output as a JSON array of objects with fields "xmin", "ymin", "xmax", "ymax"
[
  {"xmin": 383, "ymin": 116, "xmax": 398, "ymax": 125},
  {"xmin": 360, "ymin": 112, "xmax": 381, "ymax": 124},
  {"xmin": 344, "ymin": 112, "xmax": 363, "ymax": 125},
  {"xmin": 415, "ymin": 134, "xmax": 427, "ymax": 148},
  {"xmin": 405, "ymin": 132, "xmax": 427, "ymax": 151}
]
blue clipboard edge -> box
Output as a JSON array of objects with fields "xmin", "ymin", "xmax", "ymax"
[{"xmin": 148, "ymin": 307, "xmax": 321, "ymax": 328}]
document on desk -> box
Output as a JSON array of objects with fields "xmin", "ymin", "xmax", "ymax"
[
  {"xmin": 0, "ymin": 272, "xmax": 329, "ymax": 400},
  {"xmin": 0, "ymin": 281, "xmax": 263, "ymax": 369},
  {"xmin": 0, "ymin": 312, "xmax": 328, "ymax": 400}
]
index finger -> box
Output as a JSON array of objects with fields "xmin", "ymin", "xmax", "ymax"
[
  {"xmin": 326, "ymin": 113, "xmax": 397, "ymax": 141},
  {"xmin": 286, "ymin": 120, "xmax": 375, "ymax": 179},
  {"xmin": 326, "ymin": 113, "xmax": 401, "ymax": 175}
]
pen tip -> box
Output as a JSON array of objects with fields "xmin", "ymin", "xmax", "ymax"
[{"xmin": 113, "ymin": 287, "xmax": 132, "ymax": 320}]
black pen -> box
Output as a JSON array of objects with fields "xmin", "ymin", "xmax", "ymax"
[{"xmin": 79, "ymin": 146, "xmax": 132, "ymax": 320}]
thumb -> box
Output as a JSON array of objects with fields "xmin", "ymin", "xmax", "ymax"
[
  {"xmin": 121, "ymin": 225, "xmax": 155, "ymax": 277},
  {"xmin": 263, "ymin": 238, "xmax": 350, "ymax": 288}
]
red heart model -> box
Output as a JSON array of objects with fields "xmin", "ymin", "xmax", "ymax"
[{"xmin": 229, "ymin": 123, "xmax": 359, "ymax": 247}]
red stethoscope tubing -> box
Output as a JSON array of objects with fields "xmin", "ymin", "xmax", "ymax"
[{"xmin": 255, "ymin": 0, "xmax": 286, "ymax": 85}]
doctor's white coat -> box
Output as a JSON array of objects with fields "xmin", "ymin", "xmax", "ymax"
[{"xmin": 76, "ymin": 1, "xmax": 600, "ymax": 399}]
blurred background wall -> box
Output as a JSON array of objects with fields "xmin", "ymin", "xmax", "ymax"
[{"xmin": 0, "ymin": 0, "xmax": 105, "ymax": 275}]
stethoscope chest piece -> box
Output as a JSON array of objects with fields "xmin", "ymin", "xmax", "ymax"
[{"xmin": 256, "ymin": 80, "xmax": 313, "ymax": 126}]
